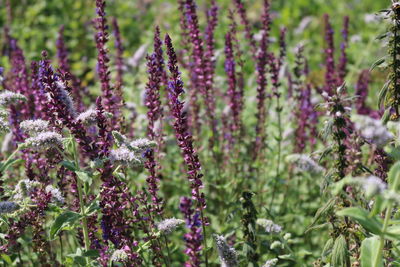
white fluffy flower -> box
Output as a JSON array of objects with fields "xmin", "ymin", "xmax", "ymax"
[
  {"xmin": 13, "ymin": 179, "xmax": 40, "ymax": 200},
  {"xmin": 256, "ymin": 219, "xmax": 282, "ymax": 234},
  {"xmin": 130, "ymin": 138, "xmax": 156, "ymax": 151},
  {"xmin": 262, "ymin": 258, "xmax": 278, "ymax": 267},
  {"xmin": 20, "ymin": 119, "xmax": 49, "ymax": 135},
  {"xmin": 111, "ymin": 249, "xmax": 128, "ymax": 262},
  {"xmin": 214, "ymin": 234, "xmax": 238, "ymax": 267},
  {"xmin": 23, "ymin": 132, "xmax": 63, "ymax": 151},
  {"xmin": 361, "ymin": 176, "xmax": 387, "ymax": 198},
  {"xmin": 286, "ymin": 154, "xmax": 325, "ymax": 174},
  {"xmin": 353, "ymin": 115, "xmax": 393, "ymax": 147},
  {"xmin": 0, "ymin": 118, "xmax": 10, "ymax": 133},
  {"xmin": 110, "ymin": 146, "xmax": 142, "ymax": 167},
  {"xmin": 76, "ymin": 109, "xmax": 98, "ymax": 125},
  {"xmin": 0, "ymin": 90, "xmax": 26, "ymax": 105},
  {"xmin": 156, "ymin": 218, "xmax": 185, "ymax": 234},
  {"xmin": 45, "ymin": 185, "xmax": 65, "ymax": 204}
]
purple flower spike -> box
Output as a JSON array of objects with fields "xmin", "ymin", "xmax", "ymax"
[
  {"xmin": 253, "ymin": 2, "xmax": 271, "ymax": 161},
  {"xmin": 324, "ymin": 14, "xmax": 337, "ymax": 95},
  {"xmin": 180, "ymin": 197, "xmax": 203, "ymax": 267},
  {"xmin": 56, "ymin": 25, "xmax": 86, "ymax": 112},
  {"xmin": 338, "ymin": 16, "xmax": 349, "ymax": 85},
  {"xmin": 164, "ymin": 34, "xmax": 206, "ymax": 212},
  {"xmin": 233, "ymin": 0, "xmax": 257, "ymax": 57},
  {"xmin": 94, "ymin": 0, "xmax": 122, "ymax": 129},
  {"xmin": 112, "ymin": 17, "xmax": 124, "ymax": 93}
]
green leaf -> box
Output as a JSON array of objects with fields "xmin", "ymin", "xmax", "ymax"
[
  {"xmin": 321, "ymin": 238, "xmax": 334, "ymax": 261},
  {"xmin": 378, "ymin": 81, "xmax": 390, "ymax": 110},
  {"xmin": 85, "ymin": 199, "xmax": 100, "ymax": 216},
  {"xmin": 82, "ymin": 249, "xmax": 100, "ymax": 258},
  {"xmin": 370, "ymin": 57, "xmax": 386, "ymax": 71},
  {"xmin": 76, "ymin": 171, "xmax": 92, "ymax": 185},
  {"xmin": 336, "ymin": 207, "xmax": 382, "ymax": 235},
  {"xmin": 388, "ymin": 162, "xmax": 400, "ymax": 191},
  {"xmin": 307, "ymin": 197, "xmax": 336, "ymax": 230},
  {"xmin": 50, "ymin": 211, "xmax": 82, "ymax": 240},
  {"xmin": 0, "ymin": 159, "xmax": 23, "ymax": 173},
  {"xmin": 61, "ymin": 160, "xmax": 78, "ymax": 171},
  {"xmin": 360, "ymin": 236, "xmax": 382, "ymax": 267},
  {"xmin": 1, "ymin": 254, "xmax": 12, "ymax": 265},
  {"xmin": 331, "ymin": 235, "xmax": 350, "ymax": 267}
]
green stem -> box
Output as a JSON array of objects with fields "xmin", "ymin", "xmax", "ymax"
[
  {"xmin": 0, "ymin": 146, "xmax": 21, "ymax": 173},
  {"xmin": 70, "ymin": 135, "xmax": 90, "ymax": 259},
  {"xmin": 375, "ymin": 172, "xmax": 400, "ymax": 267},
  {"xmin": 269, "ymin": 95, "xmax": 282, "ymax": 211}
]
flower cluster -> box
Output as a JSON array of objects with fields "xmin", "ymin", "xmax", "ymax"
[
  {"xmin": 214, "ymin": 234, "xmax": 238, "ymax": 267},
  {"xmin": 353, "ymin": 115, "xmax": 393, "ymax": 147},
  {"xmin": 256, "ymin": 219, "xmax": 283, "ymax": 234},
  {"xmin": 156, "ymin": 218, "xmax": 185, "ymax": 234}
]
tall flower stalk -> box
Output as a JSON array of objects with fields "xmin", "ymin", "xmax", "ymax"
[
  {"xmin": 164, "ymin": 34, "xmax": 209, "ymax": 266},
  {"xmin": 94, "ymin": 0, "xmax": 121, "ymax": 129}
]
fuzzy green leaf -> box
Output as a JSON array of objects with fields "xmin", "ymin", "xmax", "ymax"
[
  {"xmin": 50, "ymin": 211, "xmax": 82, "ymax": 240},
  {"xmin": 336, "ymin": 207, "xmax": 382, "ymax": 235},
  {"xmin": 331, "ymin": 235, "xmax": 350, "ymax": 267},
  {"xmin": 360, "ymin": 236, "xmax": 382, "ymax": 267}
]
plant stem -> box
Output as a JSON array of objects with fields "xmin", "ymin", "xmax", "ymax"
[
  {"xmin": 375, "ymin": 171, "xmax": 400, "ymax": 267},
  {"xmin": 269, "ymin": 95, "xmax": 282, "ymax": 211},
  {"xmin": 70, "ymin": 135, "xmax": 90, "ymax": 257}
]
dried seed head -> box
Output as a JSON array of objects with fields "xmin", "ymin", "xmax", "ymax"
[
  {"xmin": 0, "ymin": 201, "xmax": 20, "ymax": 214},
  {"xmin": 20, "ymin": 119, "xmax": 49, "ymax": 135},
  {"xmin": 0, "ymin": 90, "xmax": 26, "ymax": 105},
  {"xmin": 23, "ymin": 131, "xmax": 63, "ymax": 151},
  {"xmin": 213, "ymin": 234, "xmax": 238, "ymax": 267},
  {"xmin": 156, "ymin": 218, "xmax": 185, "ymax": 234}
]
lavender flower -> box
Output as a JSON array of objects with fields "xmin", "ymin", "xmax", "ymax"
[
  {"xmin": 130, "ymin": 138, "xmax": 156, "ymax": 152},
  {"xmin": 0, "ymin": 90, "xmax": 26, "ymax": 105},
  {"xmin": 0, "ymin": 201, "xmax": 19, "ymax": 214},
  {"xmin": 20, "ymin": 119, "xmax": 49, "ymax": 135},
  {"xmin": 156, "ymin": 218, "xmax": 185, "ymax": 234},
  {"xmin": 22, "ymin": 131, "xmax": 63, "ymax": 151},
  {"xmin": 256, "ymin": 219, "xmax": 282, "ymax": 234},
  {"xmin": 213, "ymin": 234, "xmax": 238, "ymax": 267}
]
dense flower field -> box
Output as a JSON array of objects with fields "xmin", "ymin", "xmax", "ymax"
[{"xmin": 0, "ymin": 0, "xmax": 399, "ymax": 266}]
